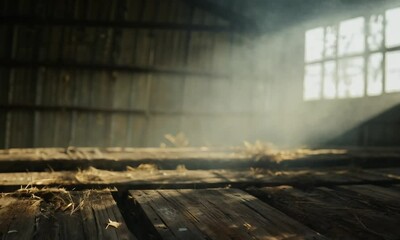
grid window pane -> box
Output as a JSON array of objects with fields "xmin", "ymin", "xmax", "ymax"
[
  {"xmin": 367, "ymin": 53, "xmax": 383, "ymax": 96},
  {"xmin": 338, "ymin": 57, "xmax": 365, "ymax": 98},
  {"xmin": 304, "ymin": 8, "xmax": 400, "ymax": 101},
  {"xmin": 304, "ymin": 64, "xmax": 322, "ymax": 101},
  {"xmin": 386, "ymin": 8, "xmax": 400, "ymax": 48},
  {"xmin": 305, "ymin": 27, "xmax": 324, "ymax": 62},
  {"xmin": 368, "ymin": 14, "xmax": 384, "ymax": 51},
  {"xmin": 386, "ymin": 51, "xmax": 400, "ymax": 93},
  {"xmin": 339, "ymin": 17, "xmax": 365, "ymax": 56},
  {"xmin": 325, "ymin": 26, "xmax": 337, "ymax": 58},
  {"xmin": 323, "ymin": 61, "xmax": 336, "ymax": 99}
]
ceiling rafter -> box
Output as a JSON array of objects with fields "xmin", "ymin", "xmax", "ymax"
[
  {"xmin": 0, "ymin": 16, "xmax": 236, "ymax": 32},
  {"xmin": 182, "ymin": 0, "xmax": 258, "ymax": 31}
]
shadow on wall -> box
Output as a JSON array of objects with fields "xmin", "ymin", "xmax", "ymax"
[{"xmin": 326, "ymin": 103, "xmax": 400, "ymax": 147}]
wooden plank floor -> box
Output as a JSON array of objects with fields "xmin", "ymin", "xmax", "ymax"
[
  {"xmin": 0, "ymin": 196, "xmax": 39, "ymax": 240},
  {"xmin": 129, "ymin": 189, "xmax": 326, "ymax": 240},
  {"xmin": 0, "ymin": 190, "xmax": 136, "ymax": 240},
  {"xmin": 248, "ymin": 185, "xmax": 400, "ymax": 239},
  {"xmin": 1, "ymin": 148, "xmax": 400, "ymax": 239},
  {"xmin": 1, "ymin": 180, "xmax": 400, "ymax": 239}
]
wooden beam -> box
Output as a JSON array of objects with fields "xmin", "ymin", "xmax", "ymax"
[
  {"xmin": 183, "ymin": 0, "xmax": 257, "ymax": 31},
  {"xmin": 0, "ymin": 104, "xmax": 271, "ymax": 117},
  {"xmin": 0, "ymin": 168, "xmax": 396, "ymax": 190},
  {"xmin": 0, "ymin": 59, "xmax": 229, "ymax": 78},
  {"xmin": 0, "ymin": 104, "xmax": 147, "ymax": 115},
  {"xmin": 1, "ymin": 147, "xmax": 400, "ymax": 173},
  {"xmin": 0, "ymin": 16, "xmax": 236, "ymax": 32}
]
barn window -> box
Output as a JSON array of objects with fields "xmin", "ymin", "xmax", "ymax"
[
  {"xmin": 303, "ymin": 6, "xmax": 400, "ymax": 101},
  {"xmin": 338, "ymin": 57, "xmax": 364, "ymax": 98},
  {"xmin": 386, "ymin": 51, "xmax": 400, "ymax": 93},
  {"xmin": 367, "ymin": 53, "xmax": 384, "ymax": 96},
  {"xmin": 304, "ymin": 64, "xmax": 322, "ymax": 100},
  {"xmin": 386, "ymin": 8, "xmax": 400, "ymax": 48},
  {"xmin": 338, "ymin": 17, "xmax": 365, "ymax": 56}
]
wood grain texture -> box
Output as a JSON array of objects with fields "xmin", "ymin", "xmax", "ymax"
[
  {"xmin": 1, "ymin": 190, "xmax": 136, "ymax": 240},
  {"xmin": 0, "ymin": 197, "xmax": 39, "ymax": 240},
  {"xmin": 1, "ymin": 147, "xmax": 400, "ymax": 172},
  {"xmin": 335, "ymin": 184, "xmax": 400, "ymax": 213},
  {"xmin": 248, "ymin": 185, "xmax": 400, "ymax": 239},
  {"xmin": 129, "ymin": 188, "xmax": 326, "ymax": 240},
  {"xmin": 0, "ymin": 168, "xmax": 396, "ymax": 190}
]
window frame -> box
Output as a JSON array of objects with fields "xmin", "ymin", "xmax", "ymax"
[{"xmin": 303, "ymin": 6, "xmax": 400, "ymax": 101}]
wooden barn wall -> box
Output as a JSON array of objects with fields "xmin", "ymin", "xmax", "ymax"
[{"xmin": 0, "ymin": 0, "xmax": 270, "ymax": 148}]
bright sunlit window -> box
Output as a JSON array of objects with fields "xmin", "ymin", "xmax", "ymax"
[
  {"xmin": 323, "ymin": 61, "xmax": 336, "ymax": 99},
  {"xmin": 367, "ymin": 53, "xmax": 383, "ymax": 96},
  {"xmin": 386, "ymin": 51, "xmax": 400, "ymax": 93},
  {"xmin": 386, "ymin": 8, "xmax": 400, "ymax": 48},
  {"xmin": 338, "ymin": 17, "xmax": 365, "ymax": 56},
  {"xmin": 338, "ymin": 57, "xmax": 364, "ymax": 98},
  {"xmin": 304, "ymin": 64, "xmax": 322, "ymax": 100},
  {"xmin": 305, "ymin": 27, "xmax": 324, "ymax": 62},
  {"xmin": 303, "ymin": 6, "xmax": 400, "ymax": 101}
]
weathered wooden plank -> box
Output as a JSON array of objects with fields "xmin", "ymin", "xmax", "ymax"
[
  {"xmin": 368, "ymin": 168, "xmax": 400, "ymax": 180},
  {"xmin": 184, "ymin": 190, "xmax": 269, "ymax": 239},
  {"xmin": 79, "ymin": 191, "xmax": 135, "ymax": 240},
  {"xmin": 257, "ymin": 169, "xmax": 364, "ymax": 187},
  {"xmin": 0, "ymin": 196, "xmax": 39, "ymax": 240},
  {"xmin": 335, "ymin": 185, "xmax": 400, "ymax": 212},
  {"xmin": 313, "ymin": 187, "xmax": 400, "ymax": 239},
  {"xmin": 192, "ymin": 189, "xmax": 324, "ymax": 239},
  {"xmin": 343, "ymin": 169, "xmax": 395, "ymax": 182},
  {"xmin": 248, "ymin": 185, "xmax": 400, "ymax": 239},
  {"xmin": 3, "ymin": 189, "xmax": 137, "ymax": 240},
  {"xmin": 0, "ymin": 147, "xmax": 243, "ymax": 161},
  {"xmin": 128, "ymin": 190, "xmax": 177, "ymax": 240},
  {"xmin": 0, "ymin": 17, "xmax": 235, "ymax": 32},
  {"xmin": 0, "ymin": 147, "xmax": 250, "ymax": 172},
  {"xmin": 129, "ymin": 189, "xmax": 326, "ymax": 240},
  {"xmin": 131, "ymin": 190, "xmax": 207, "ymax": 239},
  {"xmin": 0, "ymin": 168, "xmax": 396, "ymax": 190},
  {"xmin": 1, "ymin": 147, "xmax": 400, "ymax": 172},
  {"xmin": 34, "ymin": 197, "xmax": 86, "ymax": 240}
]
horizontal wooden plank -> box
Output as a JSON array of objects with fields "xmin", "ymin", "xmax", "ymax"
[
  {"xmin": 368, "ymin": 168, "xmax": 400, "ymax": 180},
  {"xmin": 4, "ymin": 147, "xmax": 400, "ymax": 162},
  {"xmin": 2, "ymin": 189, "xmax": 136, "ymax": 240},
  {"xmin": 129, "ymin": 189, "xmax": 326, "ymax": 239},
  {"xmin": 0, "ymin": 104, "xmax": 273, "ymax": 118},
  {"xmin": 0, "ymin": 168, "xmax": 396, "ymax": 191},
  {"xmin": 0, "ymin": 60, "xmax": 229, "ymax": 78},
  {"xmin": 1, "ymin": 147, "xmax": 400, "ymax": 172},
  {"xmin": 0, "ymin": 147, "xmax": 245, "ymax": 161},
  {"xmin": 248, "ymin": 185, "xmax": 400, "ymax": 239},
  {"xmin": 335, "ymin": 185, "xmax": 400, "ymax": 213},
  {"xmin": 0, "ymin": 16, "xmax": 235, "ymax": 32}
]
